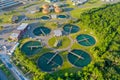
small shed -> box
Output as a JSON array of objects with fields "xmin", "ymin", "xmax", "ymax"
[
  {"xmin": 49, "ymin": 5, "xmax": 54, "ymax": 12},
  {"xmin": 71, "ymin": 0, "xmax": 88, "ymax": 5},
  {"xmin": 53, "ymin": 29, "xmax": 62, "ymax": 36},
  {"xmin": 51, "ymin": 14, "xmax": 57, "ymax": 19},
  {"xmin": 12, "ymin": 15, "xmax": 18, "ymax": 23}
]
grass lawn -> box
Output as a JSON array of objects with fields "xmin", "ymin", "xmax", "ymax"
[
  {"xmin": 0, "ymin": 14, "xmax": 12, "ymax": 23},
  {"xmin": 26, "ymin": 12, "xmax": 44, "ymax": 18},
  {"xmin": 69, "ymin": 0, "xmax": 106, "ymax": 18},
  {"xmin": 48, "ymin": 36, "xmax": 71, "ymax": 49},
  {"xmin": 45, "ymin": 22, "xmax": 58, "ymax": 30},
  {"xmin": 0, "ymin": 11, "xmax": 20, "ymax": 24}
]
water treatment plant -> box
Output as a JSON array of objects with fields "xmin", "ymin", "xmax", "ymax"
[{"xmin": 0, "ymin": 0, "xmax": 120, "ymax": 80}]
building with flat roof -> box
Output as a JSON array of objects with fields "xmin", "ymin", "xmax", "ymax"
[
  {"xmin": 9, "ymin": 23, "xmax": 29, "ymax": 41},
  {"xmin": 71, "ymin": 0, "xmax": 88, "ymax": 5},
  {"xmin": 17, "ymin": 23, "xmax": 28, "ymax": 31},
  {"xmin": 51, "ymin": 14, "xmax": 57, "ymax": 19},
  {"xmin": 0, "ymin": 0, "xmax": 22, "ymax": 10},
  {"xmin": 54, "ymin": 29, "xmax": 62, "ymax": 36},
  {"xmin": 12, "ymin": 15, "xmax": 18, "ymax": 23}
]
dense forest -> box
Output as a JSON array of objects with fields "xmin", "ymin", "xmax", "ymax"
[
  {"xmin": 79, "ymin": 2, "xmax": 120, "ymax": 80},
  {"xmin": 80, "ymin": 2, "xmax": 120, "ymax": 56},
  {"xmin": 13, "ymin": 2, "xmax": 120, "ymax": 80}
]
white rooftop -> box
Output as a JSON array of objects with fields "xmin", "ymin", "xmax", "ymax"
[
  {"xmin": 17, "ymin": 23, "xmax": 28, "ymax": 31},
  {"xmin": 54, "ymin": 30, "xmax": 62, "ymax": 36},
  {"xmin": 51, "ymin": 14, "xmax": 57, "ymax": 19},
  {"xmin": 10, "ymin": 33, "xmax": 19, "ymax": 38},
  {"xmin": 71, "ymin": 0, "xmax": 88, "ymax": 4}
]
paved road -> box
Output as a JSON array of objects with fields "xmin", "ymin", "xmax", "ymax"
[{"xmin": 0, "ymin": 54, "xmax": 28, "ymax": 80}]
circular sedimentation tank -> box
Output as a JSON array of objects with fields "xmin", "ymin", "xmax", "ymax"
[
  {"xmin": 67, "ymin": 49, "xmax": 91, "ymax": 67},
  {"xmin": 63, "ymin": 24, "xmax": 80, "ymax": 34},
  {"xmin": 41, "ymin": 16, "xmax": 50, "ymax": 20},
  {"xmin": 76, "ymin": 34, "xmax": 96, "ymax": 46},
  {"xmin": 21, "ymin": 41, "xmax": 42, "ymax": 56},
  {"xmin": 57, "ymin": 14, "xmax": 67, "ymax": 19},
  {"xmin": 33, "ymin": 26, "xmax": 51, "ymax": 36},
  {"xmin": 37, "ymin": 52, "xmax": 63, "ymax": 72}
]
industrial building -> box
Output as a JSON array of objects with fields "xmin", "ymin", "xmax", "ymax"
[
  {"xmin": 9, "ymin": 23, "xmax": 28, "ymax": 41},
  {"xmin": 71, "ymin": 0, "xmax": 88, "ymax": 5},
  {"xmin": 0, "ymin": 0, "xmax": 22, "ymax": 10}
]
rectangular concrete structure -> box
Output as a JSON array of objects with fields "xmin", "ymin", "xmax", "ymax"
[{"xmin": 0, "ymin": 0, "xmax": 22, "ymax": 10}]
